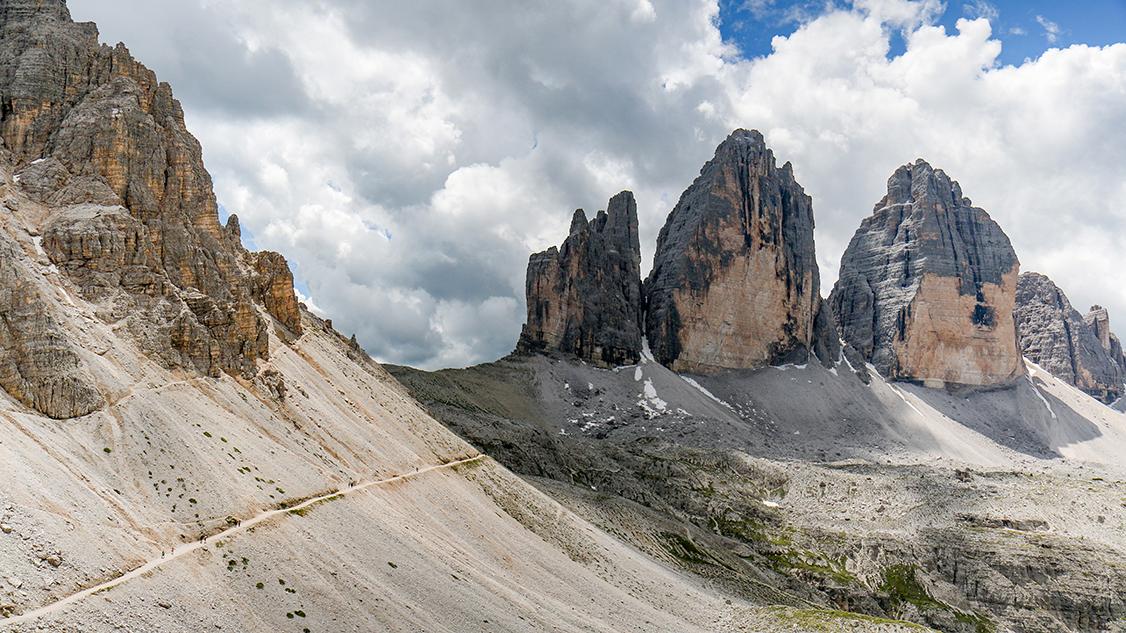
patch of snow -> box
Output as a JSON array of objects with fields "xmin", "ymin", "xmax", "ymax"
[
  {"xmin": 640, "ymin": 336, "xmax": 655, "ymax": 364},
  {"xmin": 889, "ymin": 384, "xmax": 924, "ymax": 416},
  {"xmin": 564, "ymin": 382, "xmax": 571, "ymax": 391},
  {"xmin": 634, "ymin": 366, "xmax": 643, "ymax": 382},
  {"xmin": 12, "ymin": 174, "xmax": 20, "ymax": 183},
  {"xmin": 761, "ymin": 499, "xmax": 781, "ymax": 508},
  {"xmin": 587, "ymin": 382, "xmax": 594, "ymax": 391},
  {"xmin": 31, "ymin": 235, "xmax": 44, "ymax": 257},
  {"xmin": 1027, "ymin": 375, "xmax": 1057, "ymax": 420},
  {"xmin": 31, "ymin": 158, "xmax": 46, "ymax": 165},
  {"xmin": 772, "ymin": 363, "xmax": 807, "ymax": 371},
  {"xmin": 680, "ymin": 376, "xmax": 734, "ymax": 410},
  {"xmin": 642, "ymin": 379, "xmax": 667, "ymax": 411}
]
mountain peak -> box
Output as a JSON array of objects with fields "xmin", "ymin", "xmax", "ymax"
[{"xmin": 832, "ymin": 162, "xmax": 1023, "ymax": 388}]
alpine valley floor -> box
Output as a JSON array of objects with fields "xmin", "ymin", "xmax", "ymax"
[{"xmin": 389, "ymin": 348, "xmax": 1126, "ymax": 633}]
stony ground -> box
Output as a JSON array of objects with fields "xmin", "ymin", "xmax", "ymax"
[{"xmin": 390, "ymin": 350, "xmax": 1126, "ymax": 633}]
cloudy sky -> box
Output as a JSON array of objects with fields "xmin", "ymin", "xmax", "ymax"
[{"xmin": 69, "ymin": 0, "xmax": 1126, "ymax": 370}]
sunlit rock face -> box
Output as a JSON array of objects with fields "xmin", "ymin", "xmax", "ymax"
[
  {"xmin": 830, "ymin": 159, "xmax": 1024, "ymax": 389},
  {"xmin": 518, "ymin": 191, "xmax": 643, "ymax": 367},
  {"xmin": 644, "ymin": 129, "xmax": 835, "ymax": 374}
]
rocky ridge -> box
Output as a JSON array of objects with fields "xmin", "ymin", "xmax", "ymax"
[
  {"xmin": 643, "ymin": 129, "xmax": 837, "ymax": 374},
  {"xmin": 830, "ymin": 159, "xmax": 1025, "ymax": 388},
  {"xmin": 517, "ymin": 191, "xmax": 643, "ymax": 367},
  {"xmin": 1014, "ymin": 272, "xmax": 1123, "ymax": 402},
  {"xmin": 0, "ymin": 0, "xmax": 301, "ymax": 417}
]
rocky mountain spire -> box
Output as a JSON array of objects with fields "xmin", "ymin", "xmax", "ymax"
[
  {"xmin": 830, "ymin": 159, "xmax": 1024, "ymax": 388},
  {"xmin": 517, "ymin": 191, "xmax": 643, "ymax": 366},
  {"xmin": 1015, "ymin": 273, "xmax": 1123, "ymax": 402},
  {"xmin": 0, "ymin": 0, "xmax": 303, "ymax": 416},
  {"xmin": 643, "ymin": 129, "xmax": 837, "ymax": 374}
]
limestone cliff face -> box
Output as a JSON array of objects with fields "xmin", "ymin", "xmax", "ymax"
[
  {"xmin": 644, "ymin": 129, "xmax": 835, "ymax": 374},
  {"xmin": 1083, "ymin": 305, "xmax": 1126, "ymax": 376},
  {"xmin": 1015, "ymin": 273, "xmax": 1123, "ymax": 402},
  {"xmin": 518, "ymin": 191, "xmax": 643, "ymax": 366},
  {"xmin": 0, "ymin": 0, "xmax": 303, "ymax": 414},
  {"xmin": 830, "ymin": 159, "xmax": 1024, "ymax": 388}
]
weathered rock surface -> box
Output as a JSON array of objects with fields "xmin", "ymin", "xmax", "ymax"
[
  {"xmin": 644, "ymin": 129, "xmax": 833, "ymax": 373},
  {"xmin": 1014, "ymin": 272, "xmax": 1122, "ymax": 402},
  {"xmin": 0, "ymin": 234, "xmax": 103, "ymax": 419},
  {"xmin": 249, "ymin": 250, "xmax": 303, "ymax": 335},
  {"xmin": 830, "ymin": 159, "xmax": 1024, "ymax": 388},
  {"xmin": 0, "ymin": 0, "xmax": 302, "ymax": 396},
  {"xmin": 1083, "ymin": 305, "xmax": 1126, "ymax": 375},
  {"xmin": 517, "ymin": 191, "xmax": 642, "ymax": 366}
]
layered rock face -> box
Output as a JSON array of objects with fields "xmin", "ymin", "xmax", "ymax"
[
  {"xmin": 644, "ymin": 129, "xmax": 836, "ymax": 374},
  {"xmin": 1083, "ymin": 305, "xmax": 1126, "ymax": 374},
  {"xmin": 1014, "ymin": 273, "xmax": 1123, "ymax": 402},
  {"xmin": 0, "ymin": 1, "xmax": 302, "ymax": 415},
  {"xmin": 517, "ymin": 191, "xmax": 643, "ymax": 366},
  {"xmin": 830, "ymin": 159, "xmax": 1024, "ymax": 388}
]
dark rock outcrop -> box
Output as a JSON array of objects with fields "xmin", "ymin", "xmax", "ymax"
[
  {"xmin": 517, "ymin": 191, "xmax": 643, "ymax": 366},
  {"xmin": 0, "ymin": 0, "xmax": 303, "ymax": 394},
  {"xmin": 644, "ymin": 129, "xmax": 833, "ymax": 373},
  {"xmin": 830, "ymin": 159, "xmax": 1024, "ymax": 388},
  {"xmin": 1014, "ymin": 273, "xmax": 1122, "ymax": 402}
]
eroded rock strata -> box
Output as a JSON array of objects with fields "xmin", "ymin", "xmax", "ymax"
[
  {"xmin": 0, "ymin": 0, "xmax": 301, "ymax": 414},
  {"xmin": 518, "ymin": 191, "xmax": 643, "ymax": 366},
  {"xmin": 830, "ymin": 159, "xmax": 1024, "ymax": 388},
  {"xmin": 644, "ymin": 129, "xmax": 834, "ymax": 374},
  {"xmin": 1014, "ymin": 272, "xmax": 1122, "ymax": 402}
]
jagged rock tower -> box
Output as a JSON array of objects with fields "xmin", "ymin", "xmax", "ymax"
[
  {"xmin": 1014, "ymin": 272, "xmax": 1123, "ymax": 402},
  {"xmin": 517, "ymin": 191, "xmax": 643, "ymax": 366},
  {"xmin": 643, "ymin": 129, "xmax": 837, "ymax": 374},
  {"xmin": 830, "ymin": 159, "xmax": 1024, "ymax": 388},
  {"xmin": 0, "ymin": 0, "xmax": 302, "ymax": 418}
]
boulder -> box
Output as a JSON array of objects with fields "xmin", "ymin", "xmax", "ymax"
[
  {"xmin": 830, "ymin": 159, "xmax": 1024, "ymax": 388},
  {"xmin": 644, "ymin": 129, "xmax": 832, "ymax": 373},
  {"xmin": 517, "ymin": 191, "xmax": 643, "ymax": 366}
]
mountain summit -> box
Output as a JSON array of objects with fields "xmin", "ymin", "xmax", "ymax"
[
  {"xmin": 830, "ymin": 159, "xmax": 1025, "ymax": 388},
  {"xmin": 644, "ymin": 129, "xmax": 837, "ymax": 374}
]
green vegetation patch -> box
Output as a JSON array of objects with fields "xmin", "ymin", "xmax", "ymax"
[
  {"xmin": 769, "ymin": 606, "xmax": 933, "ymax": 631},
  {"xmin": 879, "ymin": 564, "xmax": 996, "ymax": 633}
]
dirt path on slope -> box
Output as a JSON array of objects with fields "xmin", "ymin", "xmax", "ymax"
[{"xmin": 0, "ymin": 454, "xmax": 486, "ymax": 627}]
